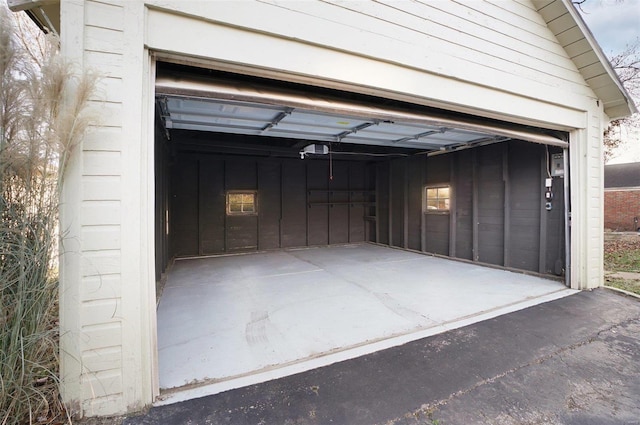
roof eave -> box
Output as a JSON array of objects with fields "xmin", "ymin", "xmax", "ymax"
[
  {"xmin": 7, "ymin": 0, "xmax": 60, "ymax": 36},
  {"xmin": 562, "ymin": 0, "xmax": 637, "ymax": 118},
  {"xmin": 536, "ymin": 0, "xmax": 637, "ymax": 119}
]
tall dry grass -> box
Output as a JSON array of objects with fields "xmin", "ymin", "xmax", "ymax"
[{"xmin": 1, "ymin": 5, "xmax": 98, "ymax": 424}]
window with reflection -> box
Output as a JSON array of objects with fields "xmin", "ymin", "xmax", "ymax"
[{"xmin": 425, "ymin": 186, "xmax": 450, "ymax": 212}]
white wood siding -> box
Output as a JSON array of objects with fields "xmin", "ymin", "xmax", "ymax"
[
  {"xmin": 59, "ymin": 0, "xmax": 609, "ymax": 417},
  {"xmin": 145, "ymin": 0, "xmax": 595, "ymax": 127},
  {"xmin": 60, "ymin": 0, "xmax": 155, "ymax": 417}
]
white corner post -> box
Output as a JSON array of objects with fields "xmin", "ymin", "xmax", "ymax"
[
  {"xmin": 58, "ymin": 0, "xmax": 86, "ymax": 416},
  {"xmin": 569, "ymin": 102, "xmax": 605, "ymax": 290}
]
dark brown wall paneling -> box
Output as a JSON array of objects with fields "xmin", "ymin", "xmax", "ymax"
[
  {"xmin": 545, "ymin": 147, "xmax": 566, "ymax": 275},
  {"xmin": 168, "ymin": 153, "xmax": 373, "ymax": 256},
  {"xmin": 454, "ymin": 150, "xmax": 473, "ymax": 260},
  {"xmin": 170, "ymin": 156, "xmax": 199, "ymax": 257},
  {"xmin": 376, "ymin": 162, "xmax": 390, "ymax": 245},
  {"xmin": 365, "ymin": 164, "xmax": 377, "ymax": 242},
  {"xmin": 407, "ymin": 156, "xmax": 424, "ymax": 251},
  {"xmin": 390, "ymin": 160, "xmax": 406, "ymax": 247},
  {"xmin": 225, "ymin": 160, "xmax": 259, "ymax": 251},
  {"xmin": 348, "ymin": 163, "xmax": 367, "ymax": 244},
  {"xmin": 507, "ymin": 141, "xmax": 542, "ymax": 272},
  {"xmin": 199, "ymin": 159, "xmax": 225, "ymax": 254},
  {"xmin": 164, "ymin": 140, "xmax": 565, "ymax": 278},
  {"xmin": 258, "ymin": 161, "xmax": 281, "ymax": 250},
  {"xmin": 328, "ymin": 162, "xmax": 350, "ymax": 245},
  {"xmin": 154, "ymin": 119, "xmax": 170, "ymax": 280},
  {"xmin": 307, "ymin": 161, "xmax": 330, "ymax": 246},
  {"xmin": 281, "ymin": 161, "xmax": 307, "ymax": 248},
  {"xmin": 424, "ymin": 155, "xmax": 450, "ymax": 256},
  {"xmin": 476, "ymin": 144, "xmax": 505, "ymax": 266}
]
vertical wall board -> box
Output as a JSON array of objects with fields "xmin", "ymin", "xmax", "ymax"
[
  {"xmin": 281, "ymin": 160, "xmax": 308, "ymax": 248},
  {"xmin": 426, "ymin": 155, "xmax": 450, "ymax": 183},
  {"xmin": 258, "ymin": 160, "xmax": 282, "ymax": 250},
  {"xmin": 545, "ymin": 147, "xmax": 566, "ymax": 275},
  {"xmin": 225, "ymin": 159, "xmax": 258, "ymax": 251},
  {"xmin": 424, "ymin": 155, "xmax": 451, "ymax": 255},
  {"xmin": 390, "ymin": 160, "xmax": 405, "ymax": 247},
  {"xmin": 225, "ymin": 159, "xmax": 257, "ymax": 190},
  {"xmin": 507, "ymin": 141, "xmax": 542, "ymax": 272},
  {"xmin": 539, "ymin": 151, "xmax": 549, "ymax": 274},
  {"xmin": 425, "ymin": 215, "xmax": 450, "ymax": 255},
  {"xmin": 376, "ymin": 162, "xmax": 390, "ymax": 245},
  {"xmin": 154, "ymin": 119, "xmax": 167, "ymax": 280},
  {"xmin": 169, "ymin": 157, "xmax": 199, "ymax": 257},
  {"xmin": 226, "ymin": 215, "xmax": 259, "ymax": 251},
  {"xmin": 307, "ymin": 160, "xmax": 330, "ymax": 246},
  {"xmin": 502, "ymin": 144, "xmax": 511, "ymax": 267},
  {"xmin": 476, "ymin": 144, "xmax": 505, "ymax": 266},
  {"xmin": 454, "ymin": 150, "xmax": 474, "ymax": 260},
  {"xmin": 366, "ymin": 163, "xmax": 378, "ymax": 242},
  {"xmin": 448, "ymin": 154, "xmax": 457, "ymax": 258},
  {"xmin": 407, "ymin": 156, "xmax": 423, "ymax": 251},
  {"xmin": 328, "ymin": 161, "xmax": 350, "ymax": 244},
  {"xmin": 348, "ymin": 163, "xmax": 366, "ymax": 243},
  {"xmin": 199, "ymin": 159, "xmax": 226, "ymax": 254}
]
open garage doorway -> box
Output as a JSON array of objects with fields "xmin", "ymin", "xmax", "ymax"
[{"xmin": 153, "ymin": 63, "xmax": 573, "ymax": 402}]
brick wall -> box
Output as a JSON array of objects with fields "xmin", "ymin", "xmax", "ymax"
[{"xmin": 604, "ymin": 189, "xmax": 640, "ymax": 231}]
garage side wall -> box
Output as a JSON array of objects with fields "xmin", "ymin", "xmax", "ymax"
[{"xmin": 378, "ymin": 141, "xmax": 566, "ymax": 276}]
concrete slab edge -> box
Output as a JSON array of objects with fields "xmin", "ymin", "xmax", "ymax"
[
  {"xmin": 153, "ymin": 287, "xmax": 578, "ymax": 407},
  {"xmin": 603, "ymin": 285, "xmax": 640, "ymax": 299}
]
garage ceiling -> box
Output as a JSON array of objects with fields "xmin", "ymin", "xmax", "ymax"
[{"xmin": 156, "ymin": 73, "xmax": 567, "ymax": 154}]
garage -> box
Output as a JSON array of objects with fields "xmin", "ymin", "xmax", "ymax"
[
  {"xmin": 14, "ymin": 0, "xmax": 635, "ymax": 417},
  {"xmin": 152, "ymin": 64, "xmax": 573, "ymax": 400}
]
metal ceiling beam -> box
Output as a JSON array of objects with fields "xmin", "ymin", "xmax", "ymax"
[
  {"xmin": 334, "ymin": 121, "xmax": 380, "ymax": 142},
  {"xmin": 261, "ymin": 108, "xmax": 293, "ymax": 133},
  {"xmin": 393, "ymin": 128, "xmax": 447, "ymax": 144}
]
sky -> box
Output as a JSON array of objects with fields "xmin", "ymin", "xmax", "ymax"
[
  {"xmin": 577, "ymin": 0, "xmax": 640, "ymax": 164},
  {"xmin": 578, "ymin": 0, "xmax": 640, "ymax": 55}
]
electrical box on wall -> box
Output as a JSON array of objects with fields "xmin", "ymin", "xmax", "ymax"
[{"xmin": 551, "ymin": 153, "xmax": 564, "ymax": 177}]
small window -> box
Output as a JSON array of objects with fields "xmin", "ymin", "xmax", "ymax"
[
  {"xmin": 425, "ymin": 186, "xmax": 450, "ymax": 212},
  {"xmin": 227, "ymin": 191, "xmax": 257, "ymax": 215}
]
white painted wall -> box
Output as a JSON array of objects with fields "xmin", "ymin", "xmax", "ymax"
[{"xmin": 58, "ymin": 0, "xmax": 609, "ymax": 416}]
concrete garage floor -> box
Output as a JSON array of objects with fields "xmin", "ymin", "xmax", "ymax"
[
  {"xmin": 156, "ymin": 243, "xmax": 574, "ymax": 403},
  {"xmin": 123, "ymin": 289, "xmax": 640, "ymax": 425}
]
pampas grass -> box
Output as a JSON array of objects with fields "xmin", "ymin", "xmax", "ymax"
[{"xmin": 1, "ymin": 5, "xmax": 98, "ymax": 424}]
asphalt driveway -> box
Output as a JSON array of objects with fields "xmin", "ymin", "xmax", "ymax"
[{"xmin": 117, "ymin": 288, "xmax": 640, "ymax": 425}]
